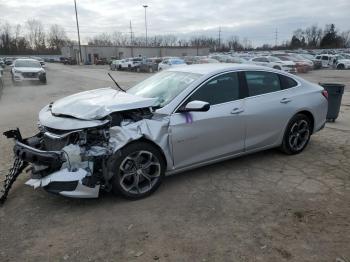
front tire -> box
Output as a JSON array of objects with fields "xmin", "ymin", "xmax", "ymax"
[
  {"xmin": 110, "ymin": 142, "xmax": 165, "ymax": 200},
  {"xmin": 337, "ymin": 64, "xmax": 345, "ymax": 70},
  {"xmin": 280, "ymin": 114, "xmax": 311, "ymax": 155}
]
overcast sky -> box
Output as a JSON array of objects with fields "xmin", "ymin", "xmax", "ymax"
[{"xmin": 0, "ymin": 0, "xmax": 349, "ymax": 46}]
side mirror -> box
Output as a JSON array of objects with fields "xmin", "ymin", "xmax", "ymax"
[{"xmin": 179, "ymin": 100, "xmax": 210, "ymax": 112}]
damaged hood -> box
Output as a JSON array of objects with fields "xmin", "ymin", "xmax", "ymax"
[{"xmin": 51, "ymin": 87, "xmax": 158, "ymax": 120}]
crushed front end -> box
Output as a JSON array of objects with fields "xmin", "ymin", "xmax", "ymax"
[
  {"xmin": 3, "ymin": 124, "xmax": 111, "ymax": 200},
  {"xmin": 1, "ymin": 87, "xmax": 170, "ymax": 204}
]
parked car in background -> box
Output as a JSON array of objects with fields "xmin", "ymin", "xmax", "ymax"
[
  {"xmin": 226, "ymin": 56, "xmax": 247, "ymax": 64},
  {"xmin": 135, "ymin": 58, "xmax": 159, "ymax": 73},
  {"xmin": 340, "ymin": 53, "xmax": 350, "ymax": 59},
  {"xmin": 11, "ymin": 58, "xmax": 46, "ymax": 84},
  {"xmin": 31, "ymin": 56, "xmax": 45, "ymax": 67},
  {"xmin": 5, "ymin": 57, "xmax": 14, "ymax": 65},
  {"xmin": 315, "ymin": 54, "xmax": 334, "ymax": 68},
  {"xmin": 248, "ymin": 56, "xmax": 296, "ymax": 73},
  {"xmin": 287, "ymin": 53, "xmax": 314, "ymax": 70},
  {"xmin": 110, "ymin": 59, "xmax": 122, "ymax": 71},
  {"xmin": 7, "ymin": 64, "xmax": 327, "ymax": 200},
  {"xmin": 95, "ymin": 58, "xmax": 108, "ymax": 65},
  {"xmin": 273, "ymin": 54, "xmax": 311, "ymax": 73},
  {"xmin": 332, "ymin": 55, "xmax": 350, "ymax": 70},
  {"xmin": 184, "ymin": 56, "xmax": 201, "ymax": 65},
  {"xmin": 158, "ymin": 58, "xmax": 186, "ymax": 70},
  {"xmin": 196, "ymin": 58, "xmax": 220, "ymax": 64},
  {"xmin": 119, "ymin": 58, "xmax": 142, "ymax": 70},
  {"xmin": 63, "ymin": 57, "xmax": 77, "ymax": 65},
  {"xmin": 299, "ymin": 53, "xmax": 322, "ymax": 69}
]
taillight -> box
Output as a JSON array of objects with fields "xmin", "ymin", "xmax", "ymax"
[{"xmin": 322, "ymin": 90, "xmax": 328, "ymax": 100}]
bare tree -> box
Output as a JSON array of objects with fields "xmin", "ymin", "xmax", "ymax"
[
  {"xmin": 88, "ymin": 33, "xmax": 113, "ymax": 46},
  {"xmin": 47, "ymin": 24, "xmax": 68, "ymax": 50},
  {"xmin": 26, "ymin": 19, "xmax": 46, "ymax": 51},
  {"xmin": 0, "ymin": 23, "xmax": 12, "ymax": 53},
  {"xmin": 111, "ymin": 31, "xmax": 129, "ymax": 46},
  {"xmin": 305, "ymin": 25, "xmax": 322, "ymax": 48}
]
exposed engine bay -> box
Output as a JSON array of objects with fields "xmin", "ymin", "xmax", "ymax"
[{"xmin": 1, "ymin": 88, "xmax": 172, "ymax": 203}]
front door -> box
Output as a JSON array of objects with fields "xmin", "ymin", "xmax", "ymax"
[{"xmin": 170, "ymin": 72, "xmax": 246, "ymax": 169}]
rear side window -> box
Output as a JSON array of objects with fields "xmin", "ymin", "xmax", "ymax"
[
  {"xmin": 188, "ymin": 72, "xmax": 240, "ymax": 105},
  {"xmin": 279, "ymin": 75, "xmax": 298, "ymax": 89},
  {"xmin": 245, "ymin": 71, "xmax": 281, "ymax": 96}
]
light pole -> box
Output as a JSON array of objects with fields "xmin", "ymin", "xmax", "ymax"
[
  {"xmin": 143, "ymin": 5, "xmax": 148, "ymax": 47},
  {"xmin": 74, "ymin": 0, "xmax": 82, "ymax": 64}
]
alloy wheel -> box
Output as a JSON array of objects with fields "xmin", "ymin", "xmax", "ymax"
[
  {"xmin": 119, "ymin": 150, "xmax": 161, "ymax": 195},
  {"xmin": 288, "ymin": 119, "xmax": 310, "ymax": 151}
]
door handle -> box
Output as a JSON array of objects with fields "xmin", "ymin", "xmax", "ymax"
[
  {"xmin": 280, "ymin": 98, "xmax": 292, "ymax": 104},
  {"xmin": 231, "ymin": 108, "xmax": 244, "ymax": 114}
]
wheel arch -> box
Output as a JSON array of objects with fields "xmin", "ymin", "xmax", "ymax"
[
  {"xmin": 337, "ymin": 63, "xmax": 345, "ymax": 69},
  {"xmin": 125, "ymin": 137, "xmax": 169, "ymax": 170},
  {"xmin": 294, "ymin": 110, "xmax": 315, "ymax": 134}
]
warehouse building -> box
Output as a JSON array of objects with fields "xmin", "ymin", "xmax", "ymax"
[{"xmin": 61, "ymin": 45, "xmax": 210, "ymax": 63}]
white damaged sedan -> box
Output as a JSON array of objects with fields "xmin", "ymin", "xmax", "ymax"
[{"xmin": 1, "ymin": 64, "xmax": 327, "ymax": 203}]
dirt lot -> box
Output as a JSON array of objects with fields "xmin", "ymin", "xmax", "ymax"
[{"xmin": 0, "ymin": 64, "xmax": 349, "ymax": 262}]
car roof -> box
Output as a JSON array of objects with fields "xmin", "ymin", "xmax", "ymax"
[
  {"xmin": 14, "ymin": 58, "xmax": 40, "ymax": 62},
  {"xmin": 167, "ymin": 63, "xmax": 273, "ymax": 75}
]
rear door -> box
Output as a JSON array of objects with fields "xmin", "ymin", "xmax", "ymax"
[{"xmin": 243, "ymin": 71, "xmax": 298, "ymax": 150}]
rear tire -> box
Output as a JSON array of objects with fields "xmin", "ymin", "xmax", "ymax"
[
  {"xmin": 280, "ymin": 114, "xmax": 312, "ymax": 155},
  {"xmin": 110, "ymin": 142, "xmax": 165, "ymax": 200}
]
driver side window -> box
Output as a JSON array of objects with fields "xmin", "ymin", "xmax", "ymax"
[{"xmin": 187, "ymin": 72, "xmax": 240, "ymax": 105}]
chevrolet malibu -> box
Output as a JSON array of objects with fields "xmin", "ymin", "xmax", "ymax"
[{"xmin": 1, "ymin": 64, "xmax": 328, "ymax": 202}]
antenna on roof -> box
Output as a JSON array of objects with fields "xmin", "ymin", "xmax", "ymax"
[{"xmin": 108, "ymin": 73, "xmax": 126, "ymax": 92}]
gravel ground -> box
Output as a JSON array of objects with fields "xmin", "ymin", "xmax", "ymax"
[{"xmin": 0, "ymin": 64, "xmax": 349, "ymax": 262}]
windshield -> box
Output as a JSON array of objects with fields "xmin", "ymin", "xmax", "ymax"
[
  {"xmin": 268, "ymin": 56, "xmax": 281, "ymax": 62},
  {"xmin": 291, "ymin": 54, "xmax": 305, "ymax": 60},
  {"xmin": 15, "ymin": 60, "xmax": 41, "ymax": 68},
  {"xmin": 301, "ymin": 54, "xmax": 314, "ymax": 60},
  {"xmin": 171, "ymin": 59, "xmax": 185, "ymax": 64},
  {"xmin": 277, "ymin": 56, "xmax": 294, "ymax": 61},
  {"xmin": 127, "ymin": 71, "xmax": 202, "ymax": 107}
]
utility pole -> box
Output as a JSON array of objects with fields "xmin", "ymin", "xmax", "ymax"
[
  {"xmin": 129, "ymin": 20, "xmax": 133, "ymax": 45},
  {"xmin": 218, "ymin": 27, "xmax": 221, "ymax": 51},
  {"xmin": 129, "ymin": 20, "xmax": 134, "ymax": 57},
  {"xmin": 143, "ymin": 5, "xmax": 148, "ymax": 47},
  {"xmin": 74, "ymin": 0, "xmax": 82, "ymax": 64},
  {"xmin": 275, "ymin": 28, "xmax": 278, "ymax": 47}
]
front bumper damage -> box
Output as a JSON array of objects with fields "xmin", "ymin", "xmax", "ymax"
[
  {"xmin": 1, "ymin": 129, "xmax": 101, "ymax": 202},
  {"xmin": 1, "ymin": 109, "xmax": 172, "ymax": 203}
]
